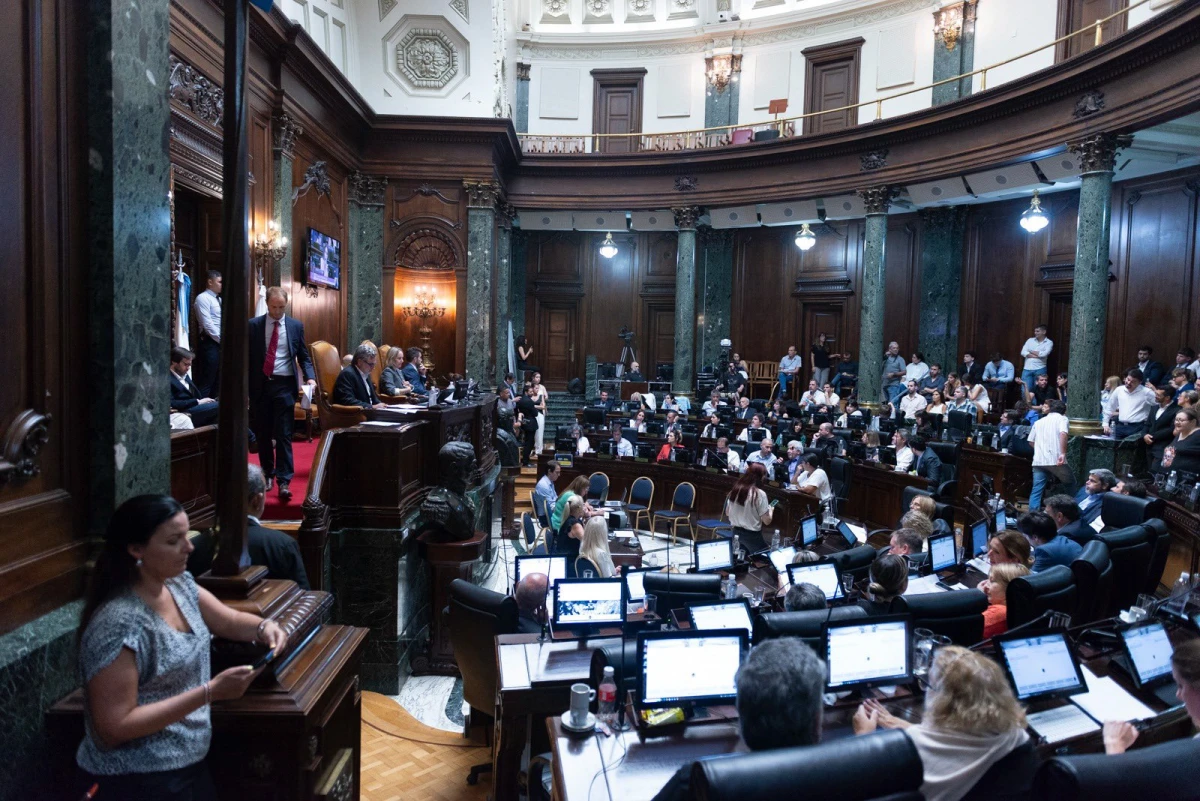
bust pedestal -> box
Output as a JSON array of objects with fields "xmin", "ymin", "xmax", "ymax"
[{"xmin": 411, "ymin": 528, "xmax": 488, "ymax": 676}]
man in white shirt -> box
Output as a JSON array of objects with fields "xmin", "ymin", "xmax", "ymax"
[
  {"xmin": 1019, "ymin": 324, "xmax": 1054, "ymax": 389},
  {"xmin": 795, "ymin": 454, "xmax": 832, "ymax": 511},
  {"xmin": 738, "ymin": 414, "xmax": 766, "ymax": 442},
  {"xmin": 1104, "ymin": 368, "xmax": 1157, "ymax": 439},
  {"xmin": 904, "ymin": 352, "xmax": 930, "ymax": 385},
  {"xmin": 892, "ymin": 429, "xmax": 914, "ymax": 473},
  {"xmin": 799, "ymin": 380, "xmax": 823, "ymax": 409},
  {"xmin": 1027, "ymin": 399, "xmax": 1073, "ymax": 511},
  {"xmin": 701, "ymin": 391, "xmax": 724, "ymax": 416},
  {"xmin": 778, "ymin": 345, "xmax": 803, "ymax": 397},
  {"xmin": 817, "ymin": 383, "xmax": 841, "ymax": 412},
  {"xmin": 898, "ymin": 381, "xmax": 928, "ymax": 420},
  {"xmin": 534, "ymin": 462, "xmax": 560, "ymax": 523},
  {"xmin": 192, "ymin": 269, "xmax": 223, "ymax": 396},
  {"xmin": 706, "ymin": 436, "xmax": 741, "ymax": 472},
  {"xmin": 608, "ymin": 425, "xmax": 634, "ymax": 457},
  {"xmin": 743, "ymin": 437, "xmax": 778, "ymax": 474}
]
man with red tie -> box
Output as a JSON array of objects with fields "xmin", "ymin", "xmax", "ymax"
[{"xmin": 249, "ymin": 287, "xmax": 316, "ymax": 500}]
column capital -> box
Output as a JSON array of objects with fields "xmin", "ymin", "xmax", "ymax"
[
  {"xmin": 273, "ymin": 112, "xmax": 302, "ymax": 159},
  {"xmin": 516, "ymin": 62, "xmax": 531, "ymax": 81},
  {"xmin": 464, "ymin": 180, "xmax": 501, "ymax": 209},
  {"xmin": 348, "ymin": 171, "xmax": 388, "ymax": 206},
  {"xmin": 497, "ymin": 200, "xmax": 518, "ymax": 228},
  {"xmin": 672, "ymin": 205, "xmax": 703, "ymax": 229},
  {"xmin": 1070, "ymin": 132, "xmax": 1134, "ymax": 174},
  {"xmin": 857, "ymin": 185, "xmax": 898, "ymax": 215}
]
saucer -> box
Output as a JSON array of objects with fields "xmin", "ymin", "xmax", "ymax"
[{"xmin": 560, "ymin": 711, "xmax": 596, "ymax": 734}]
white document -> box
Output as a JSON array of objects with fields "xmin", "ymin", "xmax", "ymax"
[
  {"xmin": 1070, "ymin": 666, "xmax": 1156, "ymax": 722},
  {"xmin": 846, "ymin": 522, "xmax": 868, "ymax": 543},
  {"xmin": 1027, "ymin": 705, "xmax": 1101, "ymax": 743},
  {"xmin": 902, "ymin": 575, "xmax": 950, "ymax": 596},
  {"xmin": 299, "ymin": 383, "xmax": 314, "ymax": 410},
  {"xmin": 1090, "ymin": 516, "xmax": 1106, "ymax": 533}
]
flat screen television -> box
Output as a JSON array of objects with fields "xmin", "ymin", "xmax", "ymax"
[{"xmin": 305, "ymin": 227, "xmax": 341, "ymax": 290}]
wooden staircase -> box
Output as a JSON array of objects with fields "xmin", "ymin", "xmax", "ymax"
[{"xmin": 513, "ymin": 464, "xmax": 540, "ymax": 520}]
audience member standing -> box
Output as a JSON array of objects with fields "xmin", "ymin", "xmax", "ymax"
[
  {"xmin": 882, "ymin": 341, "xmax": 907, "ymax": 405},
  {"xmin": 1161, "ymin": 407, "xmax": 1200, "ymax": 474},
  {"xmin": 1103, "ymin": 368, "xmax": 1155, "ymax": 439},
  {"xmin": 1143, "ymin": 386, "xmax": 1181, "ymax": 467},
  {"xmin": 1018, "ymin": 324, "xmax": 1053, "ymax": 389},
  {"xmin": 191, "ymin": 270, "xmax": 223, "ymax": 396},
  {"xmin": 959, "ymin": 351, "xmax": 983, "ymax": 388},
  {"xmin": 530, "ymin": 371, "xmax": 549, "ymax": 454},
  {"xmin": 1027, "ymin": 399, "xmax": 1072, "ymax": 510},
  {"xmin": 1134, "ymin": 345, "xmax": 1166, "ymax": 387},
  {"xmin": 811, "ymin": 333, "xmax": 831, "ymax": 387}
]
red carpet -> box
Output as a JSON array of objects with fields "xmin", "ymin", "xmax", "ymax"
[{"xmin": 252, "ymin": 438, "xmax": 320, "ymax": 521}]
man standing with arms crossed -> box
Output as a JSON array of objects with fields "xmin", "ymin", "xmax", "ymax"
[
  {"xmin": 192, "ymin": 269, "xmax": 223, "ymax": 396},
  {"xmin": 1019, "ymin": 324, "xmax": 1053, "ymax": 391}
]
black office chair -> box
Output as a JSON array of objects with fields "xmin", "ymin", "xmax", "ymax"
[
  {"xmin": 1070, "ymin": 540, "xmax": 1114, "ymax": 625},
  {"xmin": 690, "ymin": 729, "xmax": 923, "ymax": 801},
  {"xmin": 583, "ymin": 407, "xmax": 606, "ymax": 428},
  {"xmin": 1142, "ymin": 518, "xmax": 1171, "ymax": 594},
  {"xmin": 752, "ymin": 606, "xmax": 867, "ymax": 648},
  {"xmin": 1032, "ymin": 736, "xmax": 1200, "ymax": 801},
  {"xmin": 589, "ymin": 640, "xmax": 637, "ymax": 710},
  {"xmin": 1005, "ymin": 565, "xmax": 1077, "ymax": 630},
  {"xmin": 1095, "ymin": 525, "xmax": 1152, "ymax": 617},
  {"xmin": 1099, "ymin": 492, "xmax": 1165, "ymax": 531},
  {"xmin": 828, "ymin": 456, "xmax": 852, "ymax": 516},
  {"xmin": 962, "ymin": 740, "xmax": 1041, "ymax": 801},
  {"xmin": 643, "ymin": 572, "xmax": 721, "ymax": 618},
  {"xmin": 826, "ymin": 544, "xmax": 877, "ymax": 585},
  {"xmin": 897, "ymin": 589, "xmax": 987, "ymax": 646},
  {"xmin": 446, "ymin": 579, "xmax": 520, "ymax": 786}
]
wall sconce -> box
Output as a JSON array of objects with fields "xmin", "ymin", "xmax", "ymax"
[
  {"xmin": 933, "ymin": 4, "xmax": 965, "ymax": 51},
  {"xmin": 794, "ymin": 223, "xmax": 817, "ymax": 251},
  {"xmin": 401, "ymin": 284, "xmax": 447, "ymax": 369},
  {"xmin": 251, "ymin": 220, "xmax": 289, "ymax": 267},
  {"xmin": 705, "ymin": 54, "xmax": 742, "ymax": 94},
  {"xmin": 1020, "ymin": 189, "xmax": 1049, "ymax": 233},
  {"xmin": 598, "ymin": 232, "xmax": 618, "ymax": 259}
]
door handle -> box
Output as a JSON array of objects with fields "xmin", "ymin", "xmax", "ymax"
[{"xmin": 569, "ymin": 345, "xmax": 575, "ymax": 361}]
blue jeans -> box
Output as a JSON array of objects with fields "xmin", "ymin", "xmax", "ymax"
[
  {"xmin": 1021, "ymin": 368, "xmax": 1046, "ymax": 394},
  {"xmin": 885, "ymin": 384, "xmax": 905, "ymax": 405},
  {"xmin": 1030, "ymin": 464, "xmax": 1075, "ymax": 511},
  {"xmin": 778, "ymin": 372, "xmax": 792, "ymax": 394}
]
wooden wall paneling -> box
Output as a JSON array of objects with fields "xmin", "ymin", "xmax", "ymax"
[
  {"xmin": 392, "ymin": 267, "xmax": 458, "ymax": 374},
  {"xmin": 961, "ymin": 197, "xmax": 1038, "ymax": 365},
  {"xmin": 583, "ymin": 231, "xmax": 637, "ymax": 366},
  {"xmin": 803, "ymin": 38, "xmax": 865, "ymax": 135},
  {"xmin": 1056, "ymin": 0, "xmax": 1129, "ymax": 62},
  {"xmin": 731, "ymin": 229, "xmax": 793, "ymax": 362},
  {"xmin": 289, "ymin": 142, "xmax": 349, "ymax": 352},
  {"xmin": 882, "ymin": 215, "xmax": 922, "ymax": 361},
  {"xmin": 639, "ymin": 232, "xmax": 678, "ymax": 375},
  {"xmin": 795, "ymin": 219, "xmax": 863, "ymax": 360}
]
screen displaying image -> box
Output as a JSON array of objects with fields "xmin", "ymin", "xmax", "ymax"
[
  {"xmin": 625, "ymin": 568, "xmax": 650, "ymax": 602},
  {"xmin": 688, "ymin": 601, "xmax": 753, "ymax": 634},
  {"xmin": 1123, "ymin": 622, "xmax": 1174, "ymax": 684},
  {"xmin": 801, "ymin": 515, "xmax": 819, "ymax": 546},
  {"xmin": 553, "ymin": 579, "xmax": 624, "ymax": 627},
  {"xmin": 837, "ymin": 521, "xmax": 858, "ymax": 547},
  {"xmin": 769, "ymin": 546, "xmax": 797, "ymax": 574},
  {"xmin": 929, "ymin": 534, "xmax": 957, "ymax": 572},
  {"xmin": 305, "ymin": 228, "xmax": 341, "ymax": 289},
  {"xmin": 995, "ymin": 508, "xmax": 1007, "ymax": 532},
  {"xmin": 515, "ymin": 556, "xmax": 567, "ymax": 611},
  {"xmin": 787, "ymin": 562, "xmax": 842, "ymax": 600},
  {"xmin": 998, "ymin": 633, "xmax": 1085, "ymax": 700},
  {"xmin": 695, "ymin": 539, "xmax": 734, "ymax": 572},
  {"xmin": 970, "ymin": 520, "xmax": 989, "ymax": 557},
  {"xmin": 640, "ymin": 634, "xmax": 743, "ymax": 706},
  {"xmin": 826, "ymin": 619, "xmax": 910, "ymax": 689}
]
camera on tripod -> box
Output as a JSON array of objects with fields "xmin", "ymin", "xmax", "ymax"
[{"xmin": 618, "ymin": 326, "xmax": 635, "ymax": 343}]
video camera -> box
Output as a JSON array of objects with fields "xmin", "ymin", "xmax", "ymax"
[{"xmin": 618, "ymin": 326, "xmax": 635, "ymax": 343}]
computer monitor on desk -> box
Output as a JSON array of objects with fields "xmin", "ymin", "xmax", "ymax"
[
  {"xmin": 786, "ymin": 561, "xmax": 844, "ymax": 599},
  {"xmin": 995, "ymin": 630, "xmax": 1087, "ymax": 702},
  {"xmin": 551, "ymin": 578, "xmax": 626, "ymax": 636},
  {"xmin": 969, "ymin": 518, "xmax": 990, "ymax": 559},
  {"xmin": 636, "ymin": 630, "xmax": 747, "ymax": 710},
  {"xmin": 695, "ymin": 539, "xmax": 735, "ymax": 572},
  {"xmin": 687, "ymin": 599, "xmax": 754, "ymax": 634},
  {"xmin": 824, "ymin": 616, "xmax": 913, "ymax": 691}
]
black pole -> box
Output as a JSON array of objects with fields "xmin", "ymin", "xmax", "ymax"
[{"xmin": 213, "ymin": 0, "xmax": 250, "ymax": 576}]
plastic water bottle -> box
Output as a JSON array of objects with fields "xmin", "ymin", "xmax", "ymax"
[
  {"xmin": 1167, "ymin": 470, "xmax": 1179, "ymax": 494},
  {"xmin": 597, "ymin": 666, "xmax": 618, "ymax": 727},
  {"xmin": 771, "ymin": 529, "xmax": 781, "ymax": 550},
  {"xmin": 732, "ymin": 534, "xmax": 740, "ymax": 560},
  {"xmin": 993, "ymin": 494, "xmax": 1002, "ymax": 514},
  {"xmin": 1189, "ymin": 481, "xmax": 1200, "ymax": 509},
  {"xmin": 724, "ymin": 575, "xmax": 738, "ymax": 599},
  {"xmin": 991, "ymin": 433, "xmax": 1000, "ymax": 450}
]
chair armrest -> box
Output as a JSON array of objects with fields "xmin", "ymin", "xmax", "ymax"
[{"xmin": 936, "ymin": 480, "xmax": 957, "ymax": 501}]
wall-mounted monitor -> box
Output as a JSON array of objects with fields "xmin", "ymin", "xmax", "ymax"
[{"xmin": 305, "ymin": 227, "xmax": 341, "ymax": 290}]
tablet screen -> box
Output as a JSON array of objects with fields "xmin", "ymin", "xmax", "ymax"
[
  {"xmin": 801, "ymin": 515, "xmax": 819, "ymax": 546},
  {"xmin": 1122, "ymin": 622, "xmax": 1174, "ymax": 686},
  {"xmin": 929, "ymin": 533, "xmax": 957, "ymax": 572},
  {"xmin": 825, "ymin": 617, "xmax": 911, "ymax": 690},
  {"xmin": 695, "ymin": 539, "xmax": 734, "ymax": 572},
  {"xmin": 970, "ymin": 520, "xmax": 989, "ymax": 557},
  {"xmin": 997, "ymin": 632, "xmax": 1086, "ymax": 700},
  {"xmin": 787, "ymin": 562, "xmax": 842, "ymax": 600},
  {"xmin": 688, "ymin": 600, "xmax": 753, "ymax": 634}
]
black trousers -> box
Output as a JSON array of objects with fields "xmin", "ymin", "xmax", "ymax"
[
  {"xmin": 79, "ymin": 759, "xmax": 217, "ymax": 801},
  {"xmin": 521, "ymin": 425, "xmax": 537, "ymax": 465},
  {"xmin": 193, "ymin": 335, "xmax": 221, "ymax": 397},
  {"xmin": 252, "ymin": 377, "xmax": 298, "ymax": 482}
]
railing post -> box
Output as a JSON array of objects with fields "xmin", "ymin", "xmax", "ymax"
[
  {"xmin": 875, "ymin": 99, "xmax": 883, "ymax": 121},
  {"xmin": 1094, "ymin": 19, "xmax": 1103, "ymax": 47}
]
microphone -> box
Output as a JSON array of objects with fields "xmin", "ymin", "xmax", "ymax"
[{"xmin": 968, "ymin": 609, "xmax": 1055, "ymax": 652}]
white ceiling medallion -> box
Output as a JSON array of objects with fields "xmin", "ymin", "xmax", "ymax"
[{"xmin": 382, "ymin": 15, "xmax": 470, "ymax": 97}]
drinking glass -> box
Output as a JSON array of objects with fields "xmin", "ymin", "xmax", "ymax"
[
  {"xmin": 646, "ymin": 553, "xmax": 659, "ymax": 567},
  {"xmin": 643, "ymin": 593, "xmax": 657, "ymax": 615},
  {"xmin": 1047, "ymin": 611, "xmax": 1072, "ymax": 630},
  {"xmin": 912, "ymin": 628, "xmax": 935, "ymax": 678},
  {"xmin": 1133, "ymin": 593, "xmax": 1155, "ymax": 621},
  {"xmin": 955, "ymin": 545, "xmax": 965, "ymax": 566},
  {"xmin": 841, "ymin": 574, "xmax": 855, "ymax": 598},
  {"xmin": 753, "ymin": 586, "xmax": 766, "ymax": 607}
]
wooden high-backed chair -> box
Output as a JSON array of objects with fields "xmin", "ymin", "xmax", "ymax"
[
  {"xmin": 376, "ymin": 344, "xmax": 413, "ymax": 404},
  {"xmin": 309, "ymin": 340, "xmax": 368, "ymax": 429}
]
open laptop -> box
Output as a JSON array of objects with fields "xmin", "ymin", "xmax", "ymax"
[
  {"xmin": 551, "ymin": 578, "xmax": 626, "ymax": 637},
  {"xmin": 514, "ymin": 555, "xmax": 568, "ymax": 610},
  {"xmin": 823, "ymin": 615, "xmax": 913, "ymax": 691},
  {"xmin": 786, "ymin": 561, "xmax": 844, "ymax": 600},
  {"xmin": 1115, "ymin": 621, "xmax": 1180, "ymax": 706},
  {"xmin": 694, "ymin": 538, "xmax": 735, "ymax": 572},
  {"xmin": 995, "ymin": 630, "xmax": 1088, "ymax": 702},
  {"xmin": 928, "ymin": 532, "xmax": 964, "ymax": 582},
  {"xmin": 636, "ymin": 630, "xmax": 747, "ymax": 713},
  {"xmin": 687, "ymin": 598, "xmax": 754, "ymax": 634}
]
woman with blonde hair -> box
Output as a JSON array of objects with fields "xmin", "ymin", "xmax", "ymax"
[
  {"xmin": 909, "ymin": 494, "xmax": 936, "ymax": 519},
  {"xmin": 576, "ymin": 517, "xmax": 616, "ymax": 578},
  {"xmin": 900, "ymin": 510, "xmax": 934, "ymax": 540},
  {"xmin": 980, "ymin": 562, "xmax": 1030, "ymax": 639},
  {"xmin": 987, "ymin": 530, "xmax": 1034, "ymax": 569},
  {"xmin": 853, "ymin": 646, "xmax": 1030, "ymax": 801}
]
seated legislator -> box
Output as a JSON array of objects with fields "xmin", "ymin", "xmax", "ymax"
[
  {"xmin": 1019, "ymin": 511, "xmax": 1082, "ymax": 572},
  {"xmin": 853, "ymin": 647, "xmax": 1031, "ymax": 801},
  {"xmin": 703, "ymin": 436, "xmax": 741, "ymax": 472},
  {"xmin": 859, "ymin": 554, "xmax": 907, "ymax": 615},
  {"xmin": 550, "ymin": 475, "xmax": 593, "ymax": 532},
  {"xmin": 799, "ymin": 380, "xmax": 824, "ymax": 409},
  {"xmin": 900, "ymin": 511, "xmax": 935, "ymax": 541},
  {"xmin": 169, "ymin": 347, "xmax": 218, "ymax": 427},
  {"xmin": 656, "ymin": 430, "xmax": 683, "ymax": 463},
  {"xmin": 576, "ymin": 517, "xmax": 616, "ymax": 578},
  {"xmin": 514, "ymin": 573, "xmax": 549, "ymax": 634},
  {"xmin": 887, "ymin": 527, "xmax": 925, "ymax": 558},
  {"xmin": 701, "ymin": 413, "xmax": 722, "ymax": 439},
  {"xmin": 742, "ymin": 437, "xmax": 778, "ymax": 475},
  {"xmin": 988, "ymin": 530, "xmax": 1034, "ymax": 569},
  {"xmin": 400, "ymin": 347, "xmax": 428, "ymax": 396},
  {"xmin": 332, "ymin": 343, "xmax": 387, "ymax": 409},
  {"xmin": 726, "ymin": 462, "xmax": 774, "ymax": 552},
  {"xmin": 892, "ymin": 429, "xmax": 914, "ymax": 473},
  {"xmin": 1104, "ymin": 639, "xmax": 1200, "ymax": 754},
  {"xmin": 737, "ymin": 413, "xmax": 767, "ymax": 442},
  {"xmin": 379, "ymin": 346, "xmax": 412, "ymax": 397},
  {"xmin": 553, "ymin": 496, "xmax": 586, "ymax": 576},
  {"xmin": 979, "ymin": 563, "xmax": 1029, "ymax": 640},
  {"xmin": 1074, "ymin": 468, "xmax": 1115, "ymax": 525},
  {"xmin": 909, "ymin": 437, "xmax": 943, "ymax": 483},
  {"xmin": 784, "ymin": 582, "xmax": 828, "ymax": 612},
  {"xmin": 734, "ymin": 395, "xmax": 754, "ymax": 420},
  {"xmin": 75, "ymin": 495, "xmax": 287, "ymax": 800},
  {"xmin": 702, "ymin": 391, "xmax": 725, "ymax": 416},
  {"xmin": 246, "ymin": 463, "xmax": 309, "ymax": 588},
  {"xmin": 624, "ymin": 361, "xmax": 644, "ymax": 382},
  {"xmin": 795, "ymin": 453, "xmax": 833, "ymax": 512},
  {"xmin": 652, "ymin": 639, "xmax": 826, "ymax": 801},
  {"xmin": 607, "ymin": 424, "xmax": 635, "ymax": 457},
  {"xmin": 1043, "ymin": 494, "xmax": 1089, "ymax": 545}
]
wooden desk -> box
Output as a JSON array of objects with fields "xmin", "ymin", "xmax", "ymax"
[
  {"xmin": 171, "ymin": 425, "xmax": 218, "ymax": 529},
  {"xmin": 956, "ymin": 445, "xmax": 1032, "ymax": 506},
  {"xmin": 843, "ymin": 461, "xmax": 932, "ymax": 531}
]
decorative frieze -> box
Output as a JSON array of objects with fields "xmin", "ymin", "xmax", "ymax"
[
  {"xmin": 168, "ymin": 54, "xmax": 223, "ymax": 128},
  {"xmin": 349, "ymin": 172, "xmax": 388, "ymax": 206}
]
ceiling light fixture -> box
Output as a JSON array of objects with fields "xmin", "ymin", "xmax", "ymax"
[
  {"xmin": 1019, "ymin": 189, "xmax": 1049, "ymax": 233},
  {"xmin": 794, "ymin": 223, "xmax": 817, "ymax": 251},
  {"xmin": 599, "ymin": 232, "xmax": 618, "ymax": 259}
]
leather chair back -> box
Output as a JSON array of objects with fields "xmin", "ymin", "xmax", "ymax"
[
  {"xmin": 643, "ymin": 572, "xmax": 721, "ymax": 618},
  {"xmin": 589, "ymin": 640, "xmax": 637, "ymax": 706},
  {"xmin": 691, "ymin": 729, "xmax": 923, "ymax": 801},
  {"xmin": 1006, "ymin": 565, "xmax": 1077, "ymax": 630},
  {"xmin": 1143, "ymin": 518, "xmax": 1171, "ymax": 594},
  {"xmin": 1095, "ymin": 525, "xmax": 1152, "ymax": 616},
  {"xmin": 447, "ymin": 579, "xmax": 519, "ymax": 714},
  {"xmin": 927, "ymin": 440, "xmax": 959, "ymax": 469},
  {"xmin": 900, "ymin": 486, "xmax": 955, "ymax": 529},
  {"xmin": 897, "ymin": 589, "xmax": 987, "ymax": 646},
  {"xmin": 1100, "ymin": 492, "xmax": 1165, "ymax": 530},
  {"xmin": 828, "ymin": 457, "xmax": 852, "ymax": 502},
  {"xmin": 962, "ymin": 740, "xmax": 1041, "ymax": 801},
  {"xmin": 1033, "ymin": 736, "xmax": 1200, "ymax": 801},
  {"xmin": 1070, "ymin": 540, "xmax": 1113, "ymax": 625},
  {"xmin": 310, "ymin": 340, "xmax": 367, "ymax": 428},
  {"xmin": 752, "ymin": 606, "xmax": 867, "ymax": 647},
  {"xmin": 360, "ymin": 340, "xmax": 383, "ymax": 388},
  {"xmin": 827, "ymin": 544, "xmax": 877, "ymax": 584}
]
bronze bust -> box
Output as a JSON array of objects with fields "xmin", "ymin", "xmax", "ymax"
[{"xmin": 416, "ymin": 441, "xmax": 478, "ymax": 542}]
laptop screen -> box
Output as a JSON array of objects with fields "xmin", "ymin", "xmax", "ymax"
[
  {"xmin": 638, "ymin": 631, "xmax": 746, "ymax": 708},
  {"xmin": 997, "ymin": 632, "xmax": 1086, "ymax": 700},
  {"xmin": 929, "ymin": 533, "xmax": 957, "ymax": 572},
  {"xmin": 787, "ymin": 562, "xmax": 843, "ymax": 600},
  {"xmin": 825, "ymin": 617, "xmax": 912, "ymax": 690},
  {"xmin": 552, "ymin": 579, "xmax": 625, "ymax": 629},
  {"xmin": 695, "ymin": 539, "xmax": 734, "ymax": 572},
  {"xmin": 836, "ymin": 521, "xmax": 858, "ymax": 547},
  {"xmin": 624, "ymin": 567, "xmax": 652, "ymax": 602},
  {"xmin": 995, "ymin": 508, "xmax": 1007, "ymax": 532},
  {"xmin": 1121, "ymin": 621, "xmax": 1174, "ymax": 686},
  {"xmin": 970, "ymin": 519, "xmax": 989, "ymax": 558},
  {"xmin": 769, "ymin": 546, "xmax": 797, "ymax": 574},
  {"xmin": 687, "ymin": 600, "xmax": 753, "ymax": 634},
  {"xmin": 800, "ymin": 515, "xmax": 819, "ymax": 546}
]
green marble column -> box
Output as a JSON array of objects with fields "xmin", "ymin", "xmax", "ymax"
[
  {"xmin": 698, "ymin": 227, "xmax": 734, "ymax": 370},
  {"xmin": 515, "ymin": 63, "xmax": 530, "ymax": 134},
  {"xmin": 347, "ymin": 172, "xmax": 387, "ymax": 348},
  {"xmin": 704, "ymin": 54, "xmax": 742, "ymax": 129},
  {"xmin": 856, "ymin": 187, "xmax": 897, "ymax": 408},
  {"xmin": 86, "ymin": 0, "xmax": 173, "ymax": 521},
  {"xmin": 1066, "ymin": 133, "xmax": 1131, "ymax": 434},
  {"xmin": 464, "ymin": 182, "xmax": 498, "ymax": 383},
  {"xmin": 494, "ymin": 206, "xmax": 514, "ymax": 385},
  {"xmin": 510, "ymin": 229, "xmax": 528, "ymax": 339},
  {"xmin": 673, "ymin": 207, "xmax": 702, "ymax": 396},
  {"xmin": 931, "ymin": 1, "xmax": 977, "ymax": 106},
  {"xmin": 271, "ymin": 114, "xmax": 301, "ymax": 297},
  {"xmin": 917, "ymin": 206, "xmax": 967, "ymax": 372}
]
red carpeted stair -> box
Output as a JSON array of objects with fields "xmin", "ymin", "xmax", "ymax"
[{"xmin": 251, "ymin": 438, "xmax": 319, "ymax": 521}]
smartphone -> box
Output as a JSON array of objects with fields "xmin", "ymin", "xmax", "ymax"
[
  {"xmin": 769, "ymin": 499, "xmax": 781, "ymax": 508},
  {"xmin": 250, "ymin": 649, "xmax": 276, "ymax": 670}
]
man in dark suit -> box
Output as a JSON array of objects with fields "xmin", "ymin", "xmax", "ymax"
[
  {"xmin": 1143, "ymin": 386, "xmax": 1180, "ymax": 466},
  {"xmin": 515, "ymin": 385, "xmax": 539, "ymax": 466},
  {"xmin": 169, "ymin": 346, "xmax": 218, "ymax": 427},
  {"xmin": 1043, "ymin": 494, "xmax": 1091, "ymax": 545},
  {"xmin": 1073, "ymin": 468, "xmax": 1115, "ymax": 526},
  {"xmin": 333, "ymin": 343, "xmax": 387, "ymax": 409},
  {"xmin": 247, "ymin": 463, "xmax": 310, "ymax": 588},
  {"xmin": 910, "ymin": 436, "xmax": 943, "ymax": 483},
  {"xmin": 400, "ymin": 346, "xmax": 428, "ymax": 396},
  {"xmin": 1135, "ymin": 345, "xmax": 1167, "ymax": 388},
  {"xmin": 959, "ymin": 350, "xmax": 984, "ymax": 387},
  {"xmin": 734, "ymin": 396, "xmax": 754, "ymax": 421},
  {"xmin": 514, "ymin": 573, "xmax": 549, "ymax": 635},
  {"xmin": 249, "ymin": 287, "xmax": 316, "ymax": 501}
]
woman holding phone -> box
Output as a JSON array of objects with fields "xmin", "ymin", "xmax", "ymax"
[{"xmin": 725, "ymin": 462, "xmax": 774, "ymax": 552}]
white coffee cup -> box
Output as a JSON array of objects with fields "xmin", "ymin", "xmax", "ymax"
[{"xmin": 569, "ymin": 682, "xmax": 596, "ymax": 728}]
